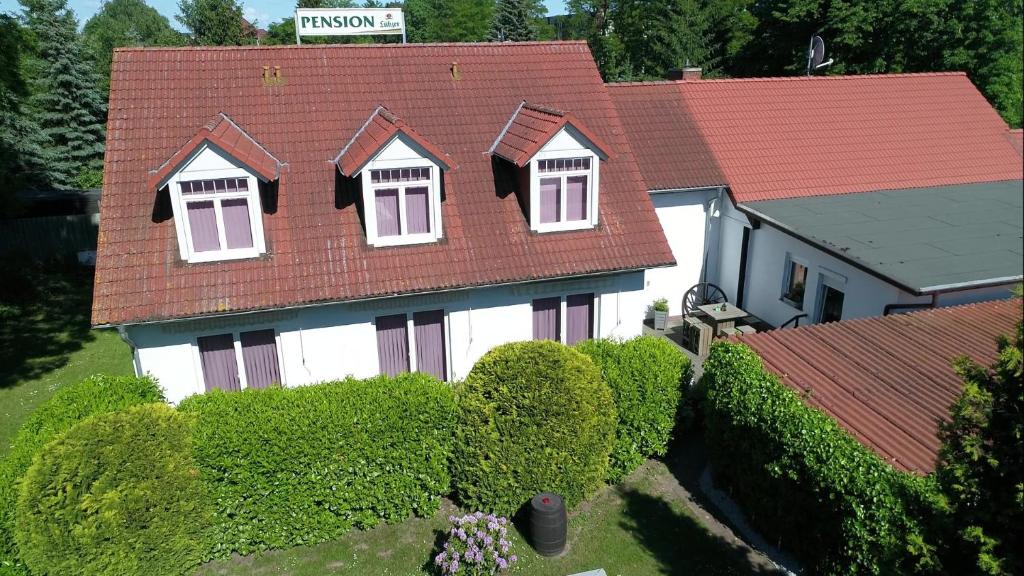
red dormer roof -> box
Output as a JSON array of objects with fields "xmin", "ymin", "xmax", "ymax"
[
  {"xmin": 491, "ymin": 102, "xmax": 613, "ymax": 167},
  {"xmin": 146, "ymin": 112, "xmax": 282, "ymax": 190},
  {"xmin": 335, "ymin": 105, "xmax": 454, "ymax": 176}
]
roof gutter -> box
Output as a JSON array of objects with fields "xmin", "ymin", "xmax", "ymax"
[{"xmin": 95, "ymin": 262, "xmax": 676, "ymax": 330}]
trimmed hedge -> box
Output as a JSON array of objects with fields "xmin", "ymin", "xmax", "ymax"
[
  {"xmin": 453, "ymin": 341, "xmax": 617, "ymax": 516},
  {"xmin": 575, "ymin": 336, "xmax": 691, "ymax": 482},
  {"xmin": 178, "ymin": 372, "xmax": 456, "ymax": 555},
  {"xmin": 14, "ymin": 404, "xmax": 210, "ymax": 576},
  {"xmin": 0, "ymin": 375, "xmax": 163, "ymax": 576},
  {"xmin": 698, "ymin": 342, "xmax": 941, "ymax": 574}
]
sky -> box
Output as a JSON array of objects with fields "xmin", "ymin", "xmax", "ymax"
[{"xmin": 0, "ymin": 0, "xmax": 568, "ymax": 29}]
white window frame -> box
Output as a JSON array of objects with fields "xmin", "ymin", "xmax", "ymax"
[
  {"xmin": 191, "ymin": 328, "xmax": 286, "ymax": 393},
  {"xmin": 359, "ymin": 136, "xmax": 444, "ymax": 248},
  {"xmin": 780, "ymin": 254, "xmax": 809, "ymax": 310},
  {"xmin": 814, "ymin": 269, "xmax": 847, "ymax": 323},
  {"xmin": 374, "ymin": 308, "xmax": 451, "ymax": 381},
  {"xmin": 530, "ymin": 150, "xmax": 600, "ymax": 233},
  {"xmin": 166, "ymin": 146, "xmax": 267, "ymax": 263}
]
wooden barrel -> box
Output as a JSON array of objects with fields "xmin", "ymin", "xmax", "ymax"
[{"xmin": 530, "ymin": 492, "xmax": 567, "ymax": 556}]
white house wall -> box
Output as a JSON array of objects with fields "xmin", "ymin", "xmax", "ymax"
[
  {"xmin": 644, "ymin": 189, "xmax": 718, "ymax": 316},
  {"xmin": 715, "ymin": 197, "xmax": 749, "ymax": 303},
  {"xmin": 128, "ymin": 271, "xmax": 647, "ymax": 404}
]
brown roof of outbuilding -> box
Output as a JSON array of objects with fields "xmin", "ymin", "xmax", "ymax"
[
  {"xmin": 609, "ymin": 73, "xmax": 1023, "ymax": 201},
  {"xmin": 93, "ymin": 42, "xmax": 674, "ymax": 326},
  {"xmin": 607, "ymin": 82, "xmax": 726, "ymax": 191},
  {"xmin": 147, "ymin": 113, "xmax": 282, "ymax": 190},
  {"xmin": 490, "ymin": 102, "xmax": 613, "ymax": 167},
  {"xmin": 738, "ymin": 298, "xmax": 1023, "ymax": 474},
  {"xmin": 335, "ymin": 105, "xmax": 454, "ymax": 176}
]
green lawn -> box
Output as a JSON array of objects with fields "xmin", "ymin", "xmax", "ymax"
[
  {"xmin": 196, "ymin": 459, "xmax": 772, "ymax": 576},
  {"xmin": 0, "ymin": 263, "xmax": 133, "ymax": 454}
]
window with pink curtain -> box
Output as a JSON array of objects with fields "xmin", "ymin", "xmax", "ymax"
[
  {"xmin": 187, "ymin": 201, "xmax": 221, "ymax": 252},
  {"xmin": 198, "ymin": 333, "xmax": 240, "ymax": 392},
  {"xmin": 532, "ymin": 297, "xmax": 561, "ymax": 341},
  {"xmin": 240, "ymin": 329, "xmax": 280, "ymax": 389},
  {"xmin": 566, "ymin": 176, "xmax": 588, "ymax": 221},
  {"xmin": 376, "ymin": 314, "xmax": 410, "ymax": 376},
  {"xmin": 413, "ymin": 310, "xmax": 446, "ymax": 381},
  {"xmin": 405, "ymin": 187, "xmax": 431, "ymax": 234},
  {"xmin": 566, "ymin": 293, "xmax": 594, "ymax": 345},
  {"xmin": 375, "ymin": 189, "xmax": 401, "ymax": 236},
  {"xmin": 540, "ymin": 178, "xmax": 561, "ymax": 224},
  {"xmin": 222, "ymin": 198, "xmax": 253, "ymax": 249}
]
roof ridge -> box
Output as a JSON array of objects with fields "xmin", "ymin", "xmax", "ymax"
[
  {"xmin": 112, "ymin": 40, "xmax": 589, "ymax": 53},
  {"xmin": 676, "ymin": 71, "xmax": 968, "ymax": 85}
]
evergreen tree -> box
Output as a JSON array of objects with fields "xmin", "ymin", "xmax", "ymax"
[
  {"xmin": 936, "ymin": 317, "xmax": 1023, "ymax": 575},
  {"xmin": 177, "ymin": 0, "xmax": 245, "ymax": 46},
  {"xmin": 490, "ymin": 0, "xmax": 537, "ymax": 42},
  {"xmin": 0, "ymin": 15, "xmax": 46, "ymax": 214},
  {"xmin": 20, "ymin": 0, "xmax": 107, "ymax": 189},
  {"xmin": 83, "ymin": 0, "xmax": 184, "ymax": 93},
  {"xmin": 404, "ymin": 0, "xmax": 493, "ymax": 43}
]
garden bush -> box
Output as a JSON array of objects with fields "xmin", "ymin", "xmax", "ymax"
[
  {"xmin": 453, "ymin": 340, "xmax": 616, "ymax": 516},
  {"xmin": 698, "ymin": 341, "xmax": 942, "ymax": 574},
  {"xmin": 178, "ymin": 372, "xmax": 456, "ymax": 555},
  {"xmin": 14, "ymin": 403, "xmax": 209, "ymax": 576},
  {"xmin": 575, "ymin": 336, "xmax": 691, "ymax": 482},
  {"xmin": 0, "ymin": 375, "xmax": 163, "ymax": 576}
]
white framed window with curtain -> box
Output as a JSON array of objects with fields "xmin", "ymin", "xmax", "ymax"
[
  {"xmin": 192, "ymin": 328, "xmax": 285, "ymax": 394},
  {"xmin": 374, "ymin": 309, "xmax": 450, "ymax": 381},
  {"xmin": 361, "ymin": 153, "xmax": 443, "ymax": 247},
  {"xmin": 166, "ymin": 146, "xmax": 267, "ymax": 263},
  {"xmin": 530, "ymin": 152, "xmax": 599, "ymax": 233}
]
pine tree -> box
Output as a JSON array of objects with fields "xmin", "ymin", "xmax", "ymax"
[
  {"xmin": 490, "ymin": 0, "xmax": 536, "ymax": 42},
  {"xmin": 177, "ymin": 0, "xmax": 245, "ymax": 46},
  {"xmin": 20, "ymin": 0, "xmax": 107, "ymax": 189}
]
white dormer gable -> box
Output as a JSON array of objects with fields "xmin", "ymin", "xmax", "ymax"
[
  {"xmin": 166, "ymin": 144, "xmax": 268, "ymax": 263},
  {"xmin": 358, "ymin": 134, "xmax": 444, "ymax": 247},
  {"xmin": 528, "ymin": 127, "xmax": 601, "ymax": 233}
]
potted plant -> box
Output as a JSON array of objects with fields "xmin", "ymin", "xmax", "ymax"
[{"xmin": 652, "ymin": 298, "xmax": 669, "ymax": 330}]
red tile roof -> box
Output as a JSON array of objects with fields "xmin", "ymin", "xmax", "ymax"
[
  {"xmin": 1009, "ymin": 128, "xmax": 1023, "ymax": 156},
  {"xmin": 738, "ymin": 298, "xmax": 1023, "ymax": 474},
  {"xmin": 147, "ymin": 113, "xmax": 282, "ymax": 190},
  {"xmin": 491, "ymin": 102, "xmax": 613, "ymax": 167},
  {"xmin": 611, "ymin": 73, "xmax": 1023, "ymax": 202},
  {"xmin": 93, "ymin": 42, "xmax": 674, "ymax": 326},
  {"xmin": 607, "ymin": 82, "xmax": 725, "ymax": 191},
  {"xmin": 335, "ymin": 105, "xmax": 454, "ymax": 176}
]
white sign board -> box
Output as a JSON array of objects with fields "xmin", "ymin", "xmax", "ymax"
[{"xmin": 295, "ymin": 8, "xmax": 405, "ymax": 42}]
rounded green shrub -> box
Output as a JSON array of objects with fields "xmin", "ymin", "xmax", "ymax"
[
  {"xmin": 575, "ymin": 336, "xmax": 690, "ymax": 482},
  {"xmin": 14, "ymin": 403, "xmax": 210, "ymax": 576},
  {"xmin": 453, "ymin": 340, "xmax": 617, "ymax": 516},
  {"xmin": 0, "ymin": 375, "xmax": 163, "ymax": 576},
  {"xmin": 178, "ymin": 372, "xmax": 456, "ymax": 555}
]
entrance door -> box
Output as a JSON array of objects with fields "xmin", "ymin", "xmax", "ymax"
[{"xmin": 817, "ymin": 284, "xmax": 845, "ymax": 324}]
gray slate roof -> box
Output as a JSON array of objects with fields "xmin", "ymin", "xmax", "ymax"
[{"xmin": 739, "ymin": 180, "xmax": 1024, "ymax": 293}]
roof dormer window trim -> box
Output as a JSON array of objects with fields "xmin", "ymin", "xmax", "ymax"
[
  {"xmin": 166, "ymin": 145, "xmax": 268, "ymax": 263},
  {"xmin": 530, "ymin": 148, "xmax": 600, "ymax": 233},
  {"xmin": 361, "ymin": 155, "xmax": 443, "ymax": 247}
]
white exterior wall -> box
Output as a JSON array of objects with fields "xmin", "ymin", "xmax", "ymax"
[
  {"xmin": 643, "ymin": 189, "xmax": 718, "ymax": 316},
  {"xmin": 714, "ymin": 197, "xmax": 749, "ymax": 303},
  {"xmin": 128, "ymin": 271, "xmax": 647, "ymax": 404}
]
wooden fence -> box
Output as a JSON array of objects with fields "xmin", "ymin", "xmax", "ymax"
[{"xmin": 0, "ymin": 214, "xmax": 99, "ymax": 260}]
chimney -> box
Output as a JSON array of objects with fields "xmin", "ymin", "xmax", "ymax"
[{"xmin": 667, "ymin": 67, "xmax": 702, "ymax": 81}]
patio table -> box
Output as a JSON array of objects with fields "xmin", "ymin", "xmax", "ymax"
[{"xmin": 697, "ymin": 303, "xmax": 749, "ymax": 336}]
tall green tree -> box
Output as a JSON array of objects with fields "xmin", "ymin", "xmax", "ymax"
[
  {"xmin": 19, "ymin": 0, "xmax": 107, "ymax": 189},
  {"xmin": 489, "ymin": 0, "xmax": 540, "ymax": 42},
  {"xmin": 177, "ymin": 0, "xmax": 245, "ymax": 45},
  {"xmin": 0, "ymin": 15, "xmax": 46, "ymax": 214},
  {"xmin": 83, "ymin": 0, "xmax": 183, "ymax": 93},
  {"xmin": 936, "ymin": 317, "xmax": 1023, "ymax": 575},
  {"xmin": 404, "ymin": 0, "xmax": 493, "ymax": 42}
]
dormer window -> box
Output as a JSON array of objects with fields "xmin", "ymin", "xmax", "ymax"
[
  {"xmin": 336, "ymin": 106, "xmax": 454, "ymax": 248},
  {"xmin": 491, "ymin": 102, "xmax": 612, "ymax": 233},
  {"xmin": 536, "ymin": 157, "xmax": 593, "ymax": 226},
  {"xmin": 147, "ymin": 113, "xmax": 282, "ymax": 264},
  {"xmin": 178, "ymin": 176, "xmax": 262, "ymax": 259}
]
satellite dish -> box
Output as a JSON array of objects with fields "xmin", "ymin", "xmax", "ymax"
[{"xmin": 806, "ymin": 35, "xmax": 834, "ymax": 75}]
